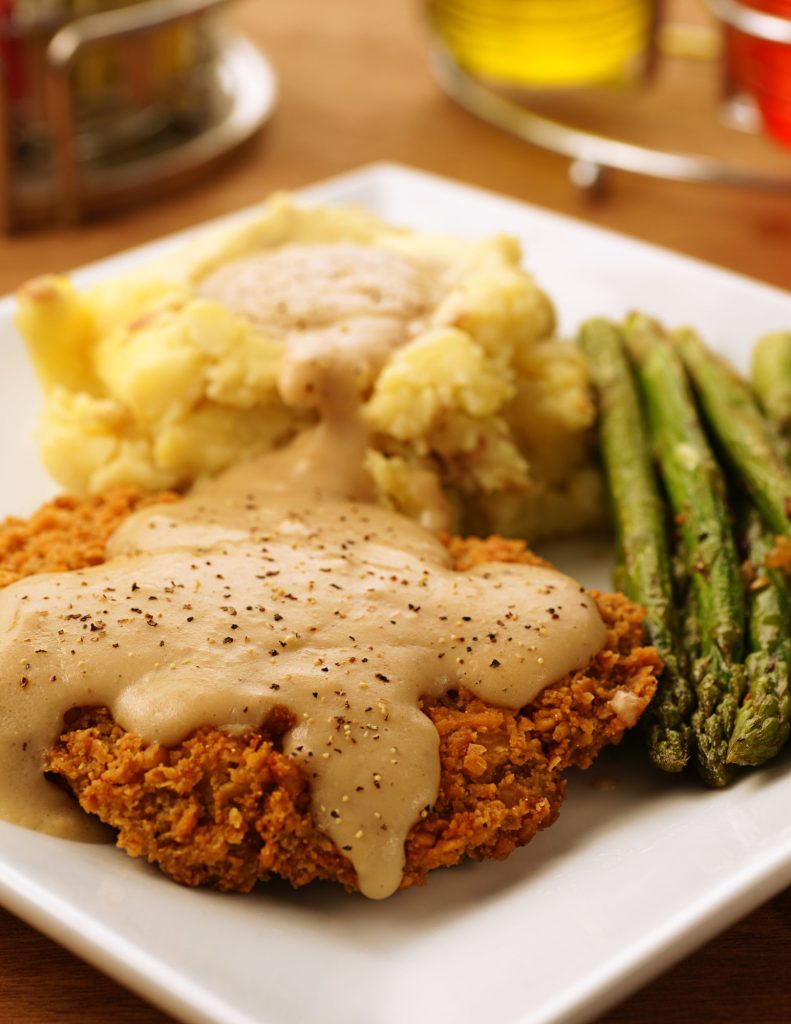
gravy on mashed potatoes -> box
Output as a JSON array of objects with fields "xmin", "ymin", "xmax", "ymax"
[{"xmin": 16, "ymin": 196, "xmax": 602, "ymax": 541}]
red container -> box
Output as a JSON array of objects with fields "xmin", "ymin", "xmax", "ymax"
[
  {"xmin": 724, "ymin": 0, "xmax": 791, "ymax": 145},
  {"xmin": 0, "ymin": 2, "xmax": 26, "ymax": 106}
]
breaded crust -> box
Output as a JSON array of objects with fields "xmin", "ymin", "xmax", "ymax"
[
  {"xmin": 0, "ymin": 489, "xmax": 177, "ymax": 588},
  {"xmin": 2, "ymin": 491, "xmax": 660, "ymax": 895}
]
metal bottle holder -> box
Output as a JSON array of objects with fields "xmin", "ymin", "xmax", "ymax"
[
  {"xmin": 0, "ymin": 0, "xmax": 276, "ymax": 230},
  {"xmin": 429, "ymin": 0, "xmax": 791, "ymax": 194}
]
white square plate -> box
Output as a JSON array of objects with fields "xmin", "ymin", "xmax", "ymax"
[{"xmin": 2, "ymin": 163, "xmax": 791, "ymax": 1024}]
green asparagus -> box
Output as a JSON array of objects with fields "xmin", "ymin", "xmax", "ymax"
[
  {"xmin": 751, "ymin": 331, "xmax": 791, "ymax": 438},
  {"xmin": 728, "ymin": 508, "xmax": 791, "ymax": 765},
  {"xmin": 674, "ymin": 328, "xmax": 791, "ymax": 538},
  {"xmin": 623, "ymin": 314, "xmax": 745, "ymax": 787},
  {"xmin": 726, "ymin": 332, "xmax": 791, "ymax": 765},
  {"xmin": 578, "ymin": 318, "xmax": 693, "ymax": 772}
]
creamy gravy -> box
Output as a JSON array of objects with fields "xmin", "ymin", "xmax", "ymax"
[
  {"xmin": 199, "ymin": 242, "xmax": 438, "ymax": 409},
  {"xmin": 0, "ymin": 433, "xmax": 605, "ymax": 897},
  {"xmin": 200, "ymin": 240, "xmax": 453, "ymax": 533}
]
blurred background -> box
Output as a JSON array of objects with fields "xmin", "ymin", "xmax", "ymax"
[
  {"xmin": 0, "ymin": 0, "xmax": 790, "ymax": 288},
  {"xmin": 0, "ymin": 2, "xmax": 791, "ymax": 1023}
]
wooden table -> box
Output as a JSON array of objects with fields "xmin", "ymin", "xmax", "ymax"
[{"xmin": 1, "ymin": 1, "xmax": 790, "ymax": 1022}]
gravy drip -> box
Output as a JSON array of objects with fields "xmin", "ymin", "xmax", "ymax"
[{"xmin": 198, "ymin": 242, "xmax": 438, "ymax": 409}]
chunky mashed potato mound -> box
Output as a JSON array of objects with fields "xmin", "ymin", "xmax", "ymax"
[{"xmin": 16, "ymin": 195, "xmax": 601, "ymax": 540}]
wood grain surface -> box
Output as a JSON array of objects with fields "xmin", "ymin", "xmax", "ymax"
[{"xmin": 1, "ymin": 1, "xmax": 790, "ymax": 1022}]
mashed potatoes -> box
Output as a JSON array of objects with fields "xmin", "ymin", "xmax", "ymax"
[{"xmin": 16, "ymin": 195, "xmax": 602, "ymax": 540}]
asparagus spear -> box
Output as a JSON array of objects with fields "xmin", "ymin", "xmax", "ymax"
[
  {"xmin": 751, "ymin": 331, "xmax": 791, "ymax": 438},
  {"xmin": 727, "ymin": 508, "xmax": 791, "ymax": 765},
  {"xmin": 623, "ymin": 314, "xmax": 745, "ymax": 787},
  {"xmin": 674, "ymin": 328, "xmax": 791, "ymax": 538},
  {"xmin": 727, "ymin": 336, "xmax": 791, "ymax": 765},
  {"xmin": 579, "ymin": 318, "xmax": 693, "ymax": 772}
]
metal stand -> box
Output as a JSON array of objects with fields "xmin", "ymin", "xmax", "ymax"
[{"xmin": 0, "ymin": 0, "xmax": 277, "ymax": 228}]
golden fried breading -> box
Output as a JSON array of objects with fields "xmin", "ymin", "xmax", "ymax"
[
  {"xmin": 0, "ymin": 489, "xmax": 176, "ymax": 589},
  {"xmin": 2, "ymin": 491, "xmax": 659, "ymax": 895},
  {"xmin": 44, "ymin": 567, "xmax": 657, "ymax": 895}
]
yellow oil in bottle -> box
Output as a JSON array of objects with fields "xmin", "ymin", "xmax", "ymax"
[{"xmin": 428, "ymin": 0, "xmax": 656, "ymax": 89}]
